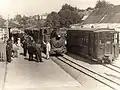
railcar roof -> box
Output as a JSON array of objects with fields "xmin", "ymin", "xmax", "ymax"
[{"xmin": 67, "ymin": 28, "xmax": 118, "ymax": 32}]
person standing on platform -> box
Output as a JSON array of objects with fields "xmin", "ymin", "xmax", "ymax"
[
  {"xmin": 28, "ymin": 41, "xmax": 35, "ymax": 61},
  {"xmin": 43, "ymin": 41, "xmax": 51, "ymax": 59},
  {"xmin": 11, "ymin": 36, "xmax": 14, "ymax": 44},
  {"xmin": 35, "ymin": 43, "xmax": 42, "ymax": 62},
  {"xmin": 6, "ymin": 39, "xmax": 12, "ymax": 62},
  {"xmin": 12, "ymin": 42, "xmax": 19, "ymax": 58},
  {"xmin": 22, "ymin": 40, "xmax": 28, "ymax": 57}
]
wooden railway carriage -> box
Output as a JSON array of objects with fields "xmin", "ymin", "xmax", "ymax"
[{"xmin": 67, "ymin": 27, "xmax": 119, "ymax": 64}]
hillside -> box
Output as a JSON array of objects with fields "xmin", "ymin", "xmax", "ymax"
[{"xmin": 84, "ymin": 5, "xmax": 120, "ymax": 24}]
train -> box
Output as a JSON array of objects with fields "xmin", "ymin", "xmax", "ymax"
[
  {"xmin": 67, "ymin": 27, "xmax": 120, "ymax": 64},
  {"xmin": 24, "ymin": 27, "xmax": 67, "ymax": 55}
]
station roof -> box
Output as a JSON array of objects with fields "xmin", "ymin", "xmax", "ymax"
[{"xmin": 67, "ymin": 27, "xmax": 119, "ymax": 32}]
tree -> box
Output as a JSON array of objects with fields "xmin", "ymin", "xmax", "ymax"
[
  {"xmin": 95, "ymin": 0, "xmax": 109, "ymax": 9},
  {"xmin": 45, "ymin": 12, "xmax": 61, "ymax": 28},
  {"xmin": 45, "ymin": 4, "xmax": 84, "ymax": 28},
  {"xmin": 58, "ymin": 4, "xmax": 84, "ymax": 27},
  {"xmin": 18, "ymin": 15, "xmax": 29, "ymax": 28},
  {"xmin": 14, "ymin": 14, "xmax": 22, "ymax": 22},
  {"xmin": 86, "ymin": 7, "xmax": 94, "ymax": 11}
]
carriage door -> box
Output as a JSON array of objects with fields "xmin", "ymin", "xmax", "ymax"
[
  {"xmin": 112, "ymin": 32, "xmax": 119, "ymax": 58},
  {"xmin": 98, "ymin": 32, "xmax": 105, "ymax": 59},
  {"xmin": 89, "ymin": 32, "xmax": 95, "ymax": 57},
  {"xmin": 105, "ymin": 32, "xmax": 112, "ymax": 55}
]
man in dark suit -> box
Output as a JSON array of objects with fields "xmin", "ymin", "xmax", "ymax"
[
  {"xmin": 28, "ymin": 41, "xmax": 35, "ymax": 61},
  {"xmin": 22, "ymin": 40, "xmax": 28, "ymax": 56},
  {"xmin": 6, "ymin": 39, "xmax": 12, "ymax": 62},
  {"xmin": 34, "ymin": 43, "xmax": 42, "ymax": 62}
]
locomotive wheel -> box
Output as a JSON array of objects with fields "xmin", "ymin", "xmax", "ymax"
[{"xmin": 101, "ymin": 60, "xmax": 105, "ymax": 64}]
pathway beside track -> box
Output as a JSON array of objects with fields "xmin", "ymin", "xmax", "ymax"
[{"xmin": 2, "ymin": 47, "xmax": 82, "ymax": 90}]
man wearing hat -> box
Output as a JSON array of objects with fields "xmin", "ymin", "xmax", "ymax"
[{"xmin": 6, "ymin": 39, "xmax": 12, "ymax": 62}]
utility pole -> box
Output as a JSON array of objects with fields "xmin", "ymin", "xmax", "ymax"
[{"xmin": 7, "ymin": 14, "xmax": 11, "ymax": 40}]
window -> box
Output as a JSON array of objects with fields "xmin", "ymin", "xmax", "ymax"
[
  {"xmin": 99, "ymin": 32, "xmax": 105, "ymax": 44},
  {"xmin": 106, "ymin": 33, "xmax": 111, "ymax": 42},
  {"xmin": 83, "ymin": 32, "xmax": 88, "ymax": 46},
  {"xmin": 113, "ymin": 33, "xmax": 118, "ymax": 44},
  {"xmin": 95, "ymin": 33, "xmax": 98, "ymax": 44}
]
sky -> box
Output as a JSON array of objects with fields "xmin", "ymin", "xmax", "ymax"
[{"xmin": 0, "ymin": 0, "xmax": 120, "ymax": 19}]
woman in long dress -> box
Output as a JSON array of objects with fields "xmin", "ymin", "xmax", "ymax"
[
  {"xmin": 43, "ymin": 41, "xmax": 51, "ymax": 59},
  {"xmin": 12, "ymin": 42, "xmax": 19, "ymax": 58}
]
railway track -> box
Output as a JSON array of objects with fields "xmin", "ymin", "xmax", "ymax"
[
  {"xmin": 52, "ymin": 54, "xmax": 120, "ymax": 90},
  {"xmin": 66, "ymin": 53, "xmax": 120, "ymax": 81},
  {"xmin": 111, "ymin": 64, "xmax": 120, "ymax": 69},
  {"xmin": 103, "ymin": 64, "xmax": 120, "ymax": 74}
]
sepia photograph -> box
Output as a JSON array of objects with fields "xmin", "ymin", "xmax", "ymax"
[{"xmin": 0, "ymin": 0, "xmax": 120, "ymax": 90}]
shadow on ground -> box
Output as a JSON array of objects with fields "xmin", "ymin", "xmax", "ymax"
[
  {"xmin": 24, "ymin": 57, "xmax": 43, "ymax": 63},
  {"xmin": 20, "ymin": 53, "xmax": 24, "ymax": 56},
  {"xmin": 66, "ymin": 52, "xmax": 99, "ymax": 65}
]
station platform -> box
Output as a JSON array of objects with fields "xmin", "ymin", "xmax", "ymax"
[
  {"xmin": 2, "ymin": 47, "xmax": 82, "ymax": 90},
  {"xmin": 0, "ymin": 62, "xmax": 6, "ymax": 90}
]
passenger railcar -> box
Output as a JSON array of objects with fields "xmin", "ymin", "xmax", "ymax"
[{"xmin": 67, "ymin": 28, "xmax": 119, "ymax": 64}]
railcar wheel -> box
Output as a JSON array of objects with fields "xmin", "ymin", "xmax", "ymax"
[
  {"xmin": 99, "ymin": 59, "xmax": 104, "ymax": 64},
  {"xmin": 109, "ymin": 59, "xmax": 114, "ymax": 64}
]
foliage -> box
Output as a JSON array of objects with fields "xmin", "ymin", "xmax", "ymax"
[
  {"xmin": 45, "ymin": 4, "xmax": 84, "ymax": 28},
  {"xmin": 61, "ymin": 4, "xmax": 78, "ymax": 11},
  {"xmin": 13, "ymin": 14, "xmax": 45, "ymax": 28},
  {"xmin": 44, "ymin": 12, "xmax": 61, "ymax": 28},
  {"xmin": 95, "ymin": 0, "xmax": 109, "ymax": 9},
  {"xmin": 59, "ymin": 4, "xmax": 84, "ymax": 27},
  {"xmin": 86, "ymin": 7, "xmax": 94, "ymax": 11}
]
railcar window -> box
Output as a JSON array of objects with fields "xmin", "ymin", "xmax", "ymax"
[
  {"xmin": 83, "ymin": 32, "xmax": 88, "ymax": 46},
  {"xmin": 99, "ymin": 33, "xmax": 105, "ymax": 44},
  {"xmin": 113, "ymin": 33, "xmax": 118, "ymax": 44},
  {"xmin": 106, "ymin": 33, "xmax": 111, "ymax": 44},
  {"xmin": 95, "ymin": 33, "xmax": 98, "ymax": 44}
]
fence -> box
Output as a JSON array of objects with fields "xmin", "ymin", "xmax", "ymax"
[{"xmin": 0, "ymin": 41, "xmax": 6, "ymax": 61}]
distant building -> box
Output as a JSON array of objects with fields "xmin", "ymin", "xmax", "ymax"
[{"xmin": 40, "ymin": 13, "xmax": 48, "ymax": 20}]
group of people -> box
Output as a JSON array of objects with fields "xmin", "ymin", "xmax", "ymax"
[
  {"xmin": 22, "ymin": 37, "xmax": 42, "ymax": 62},
  {"xmin": 6, "ymin": 33, "xmax": 51, "ymax": 63},
  {"xmin": 6, "ymin": 36, "xmax": 19, "ymax": 63},
  {"xmin": 21, "ymin": 33, "xmax": 51, "ymax": 62}
]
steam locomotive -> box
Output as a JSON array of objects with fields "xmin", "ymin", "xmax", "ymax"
[{"xmin": 25, "ymin": 27, "xmax": 67, "ymax": 55}]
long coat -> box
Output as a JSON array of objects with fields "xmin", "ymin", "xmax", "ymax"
[
  {"xmin": 34, "ymin": 44, "xmax": 42, "ymax": 61},
  {"xmin": 6, "ymin": 40, "xmax": 12, "ymax": 62}
]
